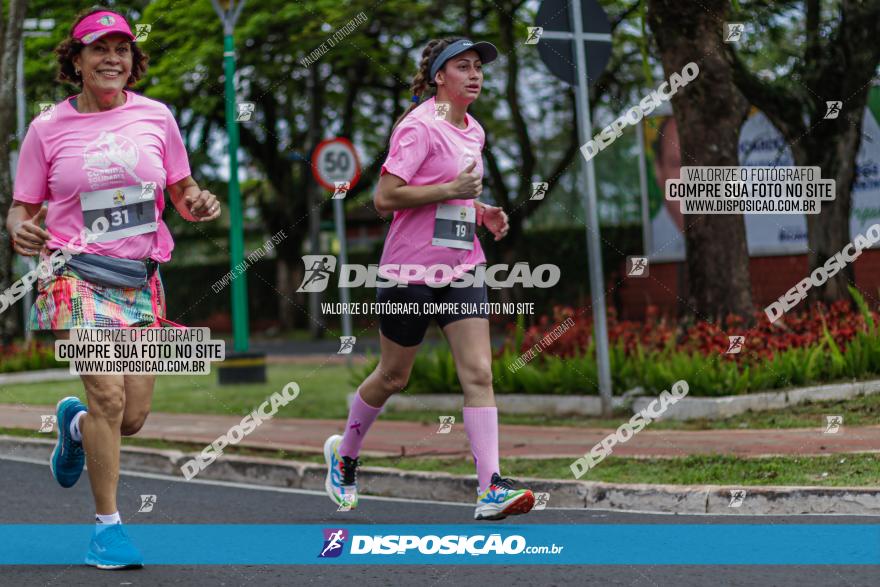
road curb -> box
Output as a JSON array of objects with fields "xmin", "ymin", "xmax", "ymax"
[
  {"xmin": 636, "ymin": 378, "xmax": 880, "ymax": 421},
  {"xmin": 3, "ymin": 436, "xmax": 878, "ymax": 515},
  {"xmin": 376, "ymin": 378, "xmax": 880, "ymax": 421}
]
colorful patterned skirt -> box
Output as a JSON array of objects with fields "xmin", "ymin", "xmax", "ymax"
[{"xmin": 28, "ymin": 250, "xmax": 166, "ymax": 331}]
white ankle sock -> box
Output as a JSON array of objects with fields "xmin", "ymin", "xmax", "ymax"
[
  {"xmin": 95, "ymin": 512, "xmax": 121, "ymax": 530},
  {"xmin": 70, "ymin": 411, "xmax": 85, "ymax": 442}
]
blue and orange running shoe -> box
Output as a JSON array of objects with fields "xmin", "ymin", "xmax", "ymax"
[
  {"xmin": 474, "ymin": 473, "xmax": 535, "ymax": 520},
  {"xmin": 50, "ymin": 396, "xmax": 86, "ymax": 488},
  {"xmin": 323, "ymin": 434, "xmax": 359, "ymax": 509}
]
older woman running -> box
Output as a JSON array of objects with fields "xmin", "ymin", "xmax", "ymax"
[{"xmin": 6, "ymin": 8, "xmax": 220, "ymax": 569}]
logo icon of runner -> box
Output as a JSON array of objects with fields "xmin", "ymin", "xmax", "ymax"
[
  {"xmin": 39, "ymin": 415, "xmax": 56, "ymax": 433},
  {"xmin": 137, "ymin": 495, "xmax": 156, "ymax": 513},
  {"xmin": 728, "ymin": 489, "xmax": 747, "ymax": 507},
  {"xmin": 724, "ymin": 23, "xmax": 744, "ymax": 43},
  {"xmin": 726, "ymin": 336, "xmax": 745, "ymax": 354},
  {"xmin": 824, "ymin": 101, "xmax": 842, "ymax": 120},
  {"xmin": 530, "ymin": 182, "xmax": 548, "ymax": 200},
  {"xmin": 333, "ymin": 181, "xmax": 350, "ymax": 199},
  {"xmin": 236, "ymin": 102, "xmax": 255, "ymax": 122},
  {"xmin": 525, "ymin": 27, "xmax": 543, "ymax": 44},
  {"xmin": 297, "ymin": 256, "xmax": 337, "ymax": 293},
  {"xmin": 436, "ymin": 416, "xmax": 455, "ymax": 434},
  {"xmin": 134, "ymin": 24, "xmax": 151, "ymax": 41},
  {"xmin": 319, "ymin": 529, "xmax": 347, "ymax": 558},
  {"xmin": 534, "ymin": 492, "xmax": 550, "ymax": 510},
  {"xmin": 823, "ymin": 415, "xmax": 843, "ymax": 434},
  {"xmin": 627, "ymin": 256, "xmax": 649, "ymax": 277},
  {"xmin": 337, "ymin": 336, "xmax": 356, "ymax": 354}
]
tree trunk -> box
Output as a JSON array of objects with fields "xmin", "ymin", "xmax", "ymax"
[
  {"xmin": 0, "ymin": 0, "xmax": 28, "ymax": 344},
  {"xmin": 497, "ymin": 210, "xmax": 524, "ymax": 307},
  {"xmin": 802, "ymin": 104, "xmax": 864, "ymax": 302},
  {"xmin": 648, "ymin": 0, "xmax": 753, "ymax": 321},
  {"xmin": 802, "ymin": 0, "xmax": 880, "ymax": 303},
  {"xmin": 730, "ymin": 0, "xmax": 880, "ymax": 304},
  {"xmin": 274, "ymin": 254, "xmax": 304, "ymax": 329}
]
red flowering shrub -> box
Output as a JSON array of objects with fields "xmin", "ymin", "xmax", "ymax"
[
  {"xmin": 367, "ymin": 289, "xmax": 880, "ymax": 396},
  {"xmin": 0, "ymin": 340, "xmax": 65, "ymax": 373},
  {"xmin": 503, "ymin": 298, "xmax": 877, "ymax": 366}
]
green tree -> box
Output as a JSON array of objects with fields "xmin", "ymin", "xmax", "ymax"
[
  {"xmin": 142, "ymin": 0, "xmax": 455, "ymax": 331},
  {"xmin": 730, "ymin": 0, "xmax": 880, "ymax": 303},
  {"xmin": 647, "ymin": 0, "xmax": 754, "ymax": 320}
]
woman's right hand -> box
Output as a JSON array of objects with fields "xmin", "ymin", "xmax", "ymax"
[
  {"xmin": 11, "ymin": 207, "xmax": 50, "ymax": 256},
  {"xmin": 445, "ymin": 161, "xmax": 482, "ymax": 199}
]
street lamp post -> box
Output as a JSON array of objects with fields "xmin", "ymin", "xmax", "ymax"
[
  {"xmin": 211, "ymin": 1, "xmax": 267, "ymax": 385},
  {"xmin": 211, "ymin": 0, "xmax": 249, "ymax": 354}
]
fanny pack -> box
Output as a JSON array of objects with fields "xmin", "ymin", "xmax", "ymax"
[{"xmin": 63, "ymin": 253, "xmax": 159, "ymax": 289}]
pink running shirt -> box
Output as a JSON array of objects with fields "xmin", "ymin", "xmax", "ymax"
[
  {"xmin": 13, "ymin": 90, "xmax": 191, "ymax": 262},
  {"xmin": 379, "ymin": 96, "xmax": 487, "ymax": 285}
]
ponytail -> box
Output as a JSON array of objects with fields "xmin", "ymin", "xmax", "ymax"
[{"xmin": 392, "ymin": 37, "xmax": 464, "ymax": 131}]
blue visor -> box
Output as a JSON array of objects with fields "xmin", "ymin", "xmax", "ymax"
[{"xmin": 429, "ymin": 39, "xmax": 498, "ymax": 85}]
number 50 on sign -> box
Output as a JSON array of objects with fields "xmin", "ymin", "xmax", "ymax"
[{"xmin": 312, "ymin": 138, "xmax": 362, "ymax": 192}]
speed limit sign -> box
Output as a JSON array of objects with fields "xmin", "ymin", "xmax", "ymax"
[{"xmin": 312, "ymin": 138, "xmax": 361, "ymax": 191}]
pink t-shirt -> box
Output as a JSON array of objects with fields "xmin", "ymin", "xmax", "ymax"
[
  {"xmin": 379, "ymin": 96, "xmax": 487, "ymax": 285},
  {"xmin": 13, "ymin": 90, "xmax": 191, "ymax": 263}
]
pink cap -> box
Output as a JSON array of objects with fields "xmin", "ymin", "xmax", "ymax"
[{"xmin": 73, "ymin": 11, "xmax": 135, "ymax": 45}]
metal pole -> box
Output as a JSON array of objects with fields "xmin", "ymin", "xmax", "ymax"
[
  {"xmin": 213, "ymin": 0, "xmax": 250, "ymax": 353},
  {"xmin": 308, "ymin": 183, "xmax": 321, "ymax": 339},
  {"xmin": 16, "ymin": 38, "xmax": 34, "ymax": 342},
  {"xmin": 569, "ymin": 0, "xmax": 613, "ymax": 416},
  {"xmin": 636, "ymin": 120, "xmax": 651, "ymax": 256},
  {"xmin": 333, "ymin": 197, "xmax": 352, "ymax": 364},
  {"xmin": 16, "ymin": 39, "xmax": 24, "ymax": 143},
  {"xmin": 222, "ymin": 34, "xmax": 249, "ymax": 353}
]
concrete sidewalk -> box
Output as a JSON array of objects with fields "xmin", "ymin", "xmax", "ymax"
[{"xmin": 2, "ymin": 403, "xmax": 878, "ymax": 459}]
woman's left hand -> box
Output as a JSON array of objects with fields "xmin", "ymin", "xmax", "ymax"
[
  {"xmin": 477, "ymin": 203, "xmax": 509, "ymax": 241},
  {"xmin": 186, "ymin": 188, "xmax": 221, "ymax": 222}
]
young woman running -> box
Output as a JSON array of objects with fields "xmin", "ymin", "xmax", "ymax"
[
  {"xmin": 324, "ymin": 37, "xmax": 535, "ymax": 521},
  {"xmin": 6, "ymin": 8, "xmax": 220, "ymax": 569}
]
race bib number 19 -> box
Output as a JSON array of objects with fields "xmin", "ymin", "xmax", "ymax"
[
  {"xmin": 432, "ymin": 204, "xmax": 475, "ymax": 250},
  {"xmin": 80, "ymin": 182, "xmax": 158, "ymax": 243}
]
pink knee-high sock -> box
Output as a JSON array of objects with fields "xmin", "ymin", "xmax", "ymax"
[
  {"xmin": 338, "ymin": 389, "xmax": 383, "ymax": 459},
  {"xmin": 463, "ymin": 406, "xmax": 500, "ymax": 493}
]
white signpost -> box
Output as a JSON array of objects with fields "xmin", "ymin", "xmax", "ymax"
[
  {"xmin": 535, "ymin": 0, "xmax": 614, "ymax": 415},
  {"xmin": 312, "ymin": 138, "xmax": 362, "ymax": 342}
]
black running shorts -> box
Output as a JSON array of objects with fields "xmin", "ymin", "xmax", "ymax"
[{"xmin": 376, "ymin": 270, "xmax": 489, "ymax": 347}]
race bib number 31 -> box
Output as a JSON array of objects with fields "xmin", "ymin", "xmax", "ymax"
[
  {"xmin": 432, "ymin": 204, "xmax": 475, "ymax": 250},
  {"xmin": 80, "ymin": 183, "xmax": 158, "ymax": 243}
]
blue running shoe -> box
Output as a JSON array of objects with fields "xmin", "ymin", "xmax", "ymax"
[
  {"xmin": 50, "ymin": 396, "xmax": 86, "ymax": 488},
  {"xmin": 85, "ymin": 524, "xmax": 144, "ymax": 570}
]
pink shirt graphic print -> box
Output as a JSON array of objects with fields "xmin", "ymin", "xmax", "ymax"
[{"xmin": 13, "ymin": 90, "xmax": 191, "ymax": 262}]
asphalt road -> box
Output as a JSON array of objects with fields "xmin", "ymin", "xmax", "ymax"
[{"xmin": 1, "ymin": 456, "xmax": 876, "ymax": 587}]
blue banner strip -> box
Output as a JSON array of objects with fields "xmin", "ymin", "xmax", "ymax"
[{"xmin": 0, "ymin": 524, "xmax": 877, "ymax": 565}]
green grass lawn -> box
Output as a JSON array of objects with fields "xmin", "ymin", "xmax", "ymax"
[
  {"xmin": 3, "ymin": 426, "xmax": 876, "ymax": 487},
  {"xmin": 394, "ymin": 453, "xmax": 880, "ymax": 487},
  {"xmin": 0, "ymin": 363, "xmax": 355, "ymax": 420},
  {"xmin": 1, "ymin": 363, "xmax": 879, "ymax": 430}
]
